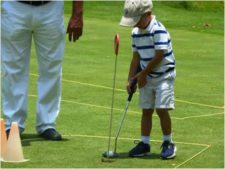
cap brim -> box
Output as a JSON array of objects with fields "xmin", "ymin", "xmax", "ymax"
[{"xmin": 119, "ymin": 15, "xmax": 141, "ymax": 27}]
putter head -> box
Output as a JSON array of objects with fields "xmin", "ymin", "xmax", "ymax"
[
  {"xmin": 102, "ymin": 151, "xmax": 118, "ymax": 158},
  {"xmin": 101, "ymin": 151, "xmax": 118, "ymax": 163}
]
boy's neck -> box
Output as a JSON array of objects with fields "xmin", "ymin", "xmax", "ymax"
[{"xmin": 142, "ymin": 15, "xmax": 153, "ymax": 30}]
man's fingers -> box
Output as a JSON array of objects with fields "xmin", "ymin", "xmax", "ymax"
[
  {"xmin": 74, "ymin": 28, "xmax": 82, "ymax": 40},
  {"xmin": 73, "ymin": 32, "xmax": 77, "ymax": 42},
  {"xmin": 68, "ymin": 32, "xmax": 72, "ymax": 42},
  {"xmin": 67, "ymin": 28, "xmax": 82, "ymax": 42}
]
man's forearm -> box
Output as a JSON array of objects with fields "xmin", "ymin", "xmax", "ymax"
[{"xmin": 72, "ymin": 0, "xmax": 83, "ymax": 18}]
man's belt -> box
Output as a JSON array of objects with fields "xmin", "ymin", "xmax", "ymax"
[{"xmin": 18, "ymin": 1, "xmax": 50, "ymax": 6}]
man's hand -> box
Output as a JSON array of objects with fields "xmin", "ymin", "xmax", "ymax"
[
  {"xmin": 67, "ymin": 1, "xmax": 83, "ymax": 42},
  {"xmin": 67, "ymin": 16, "xmax": 83, "ymax": 42}
]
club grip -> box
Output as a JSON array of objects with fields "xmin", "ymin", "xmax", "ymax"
[
  {"xmin": 128, "ymin": 79, "xmax": 138, "ymax": 101},
  {"xmin": 127, "ymin": 65, "xmax": 141, "ymax": 102}
]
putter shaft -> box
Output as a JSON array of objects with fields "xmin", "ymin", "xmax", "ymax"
[{"xmin": 113, "ymin": 101, "xmax": 130, "ymax": 153}]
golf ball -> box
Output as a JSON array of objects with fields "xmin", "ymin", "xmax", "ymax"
[
  {"xmin": 102, "ymin": 151, "xmax": 114, "ymax": 157},
  {"xmin": 107, "ymin": 151, "xmax": 114, "ymax": 157}
]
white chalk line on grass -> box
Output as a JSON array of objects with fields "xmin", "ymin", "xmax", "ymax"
[
  {"xmin": 29, "ymin": 94, "xmax": 223, "ymax": 120},
  {"xmin": 21, "ymin": 134, "xmax": 210, "ymax": 169},
  {"xmin": 61, "ymin": 134, "xmax": 210, "ymax": 147},
  {"xmin": 174, "ymin": 145, "xmax": 211, "ymax": 169},
  {"xmin": 180, "ymin": 112, "xmax": 224, "ymax": 119},
  {"xmin": 28, "ymin": 94, "xmax": 141, "ymax": 115},
  {"xmin": 175, "ymin": 99, "xmax": 223, "ymax": 110},
  {"xmin": 30, "ymin": 73, "xmax": 224, "ymax": 110}
]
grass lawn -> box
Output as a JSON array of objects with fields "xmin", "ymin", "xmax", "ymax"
[{"xmin": 1, "ymin": 1, "xmax": 224, "ymax": 168}]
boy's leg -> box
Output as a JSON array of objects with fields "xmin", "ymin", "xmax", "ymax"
[
  {"xmin": 156, "ymin": 109, "xmax": 171, "ymax": 137},
  {"xmin": 156, "ymin": 109, "xmax": 176, "ymax": 159},
  {"xmin": 141, "ymin": 109, "xmax": 154, "ymax": 142},
  {"xmin": 129, "ymin": 109, "xmax": 153, "ymax": 157},
  {"xmin": 129, "ymin": 78, "xmax": 154, "ymax": 157}
]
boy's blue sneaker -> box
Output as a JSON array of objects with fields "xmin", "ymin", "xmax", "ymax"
[
  {"xmin": 129, "ymin": 141, "xmax": 151, "ymax": 157},
  {"xmin": 160, "ymin": 141, "xmax": 177, "ymax": 159}
]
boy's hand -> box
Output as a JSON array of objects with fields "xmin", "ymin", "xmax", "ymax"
[
  {"xmin": 126, "ymin": 80, "xmax": 137, "ymax": 94},
  {"xmin": 132, "ymin": 70, "xmax": 148, "ymax": 88}
]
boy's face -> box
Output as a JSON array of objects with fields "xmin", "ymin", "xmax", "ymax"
[{"xmin": 134, "ymin": 12, "xmax": 151, "ymax": 29}]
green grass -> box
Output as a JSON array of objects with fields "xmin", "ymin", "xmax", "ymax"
[
  {"xmin": 1, "ymin": 1, "xmax": 224, "ymax": 168},
  {"xmin": 161, "ymin": 1, "xmax": 224, "ymax": 11}
]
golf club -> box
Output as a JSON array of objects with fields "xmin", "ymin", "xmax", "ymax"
[
  {"xmin": 102, "ymin": 65, "xmax": 141, "ymax": 160},
  {"xmin": 113, "ymin": 77, "xmax": 138, "ymax": 154}
]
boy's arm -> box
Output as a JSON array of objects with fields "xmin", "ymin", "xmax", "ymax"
[
  {"xmin": 127, "ymin": 51, "xmax": 140, "ymax": 94},
  {"xmin": 133, "ymin": 50, "xmax": 164, "ymax": 88},
  {"xmin": 142, "ymin": 50, "xmax": 164, "ymax": 75},
  {"xmin": 67, "ymin": 0, "xmax": 83, "ymax": 42}
]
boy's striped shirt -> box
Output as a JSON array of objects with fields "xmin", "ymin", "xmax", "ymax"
[{"xmin": 131, "ymin": 15, "xmax": 175, "ymax": 78}]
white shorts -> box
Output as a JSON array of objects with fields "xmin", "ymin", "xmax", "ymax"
[{"xmin": 139, "ymin": 71, "xmax": 175, "ymax": 110}]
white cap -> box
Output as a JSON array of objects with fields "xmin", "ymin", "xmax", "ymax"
[{"xmin": 120, "ymin": 0, "xmax": 153, "ymax": 27}]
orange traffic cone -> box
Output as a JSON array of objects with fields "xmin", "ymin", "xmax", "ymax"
[
  {"xmin": 0, "ymin": 119, "xmax": 7, "ymax": 161},
  {"xmin": 3, "ymin": 122, "xmax": 28, "ymax": 162}
]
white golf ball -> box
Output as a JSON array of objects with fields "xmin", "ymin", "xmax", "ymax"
[
  {"xmin": 108, "ymin": 151, "xmax": 114, "ymax": 156},
  {"xmin": 104, "ymin": 150, "xmax": 114, "ymax": 157}
]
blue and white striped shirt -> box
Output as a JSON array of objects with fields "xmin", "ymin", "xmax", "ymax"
[{"xmin": 131, "ymin": 15, "xmax": 175, "ymax": 78}]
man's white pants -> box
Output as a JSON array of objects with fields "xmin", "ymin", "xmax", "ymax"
[{"xmin": 1, "ymin": 1, "xmax": 65, "ymax": 134}]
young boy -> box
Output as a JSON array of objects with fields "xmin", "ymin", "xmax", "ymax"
[{"xmin": 120, "ymin": 0, "xmax": 176, "ymax": 159}]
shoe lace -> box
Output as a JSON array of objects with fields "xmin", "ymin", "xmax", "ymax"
[{"xmin": 161, "ymin": 141, "xmax": 170, "ymax": 152}]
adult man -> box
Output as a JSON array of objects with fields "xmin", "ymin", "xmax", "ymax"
[{"xmin": 1, "ymin": 1, "xmax": 83, "ymax": 140}]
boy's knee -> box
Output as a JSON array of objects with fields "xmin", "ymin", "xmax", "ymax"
[
  {"xmin": 156, "ymin": 109, "xmax": 169, "ymax": 117},
  {"xmin": 142, "ymin": 109, "xmax": 154, "ymax": 117}
]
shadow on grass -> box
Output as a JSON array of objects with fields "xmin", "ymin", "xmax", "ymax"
[
  {"xmin": 112, "ymin": 152, "xmax": 160, "ymax": 160},
  {"xmin": 21, "ymin": 133, "xmax": 69, "ymax": 146}
]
